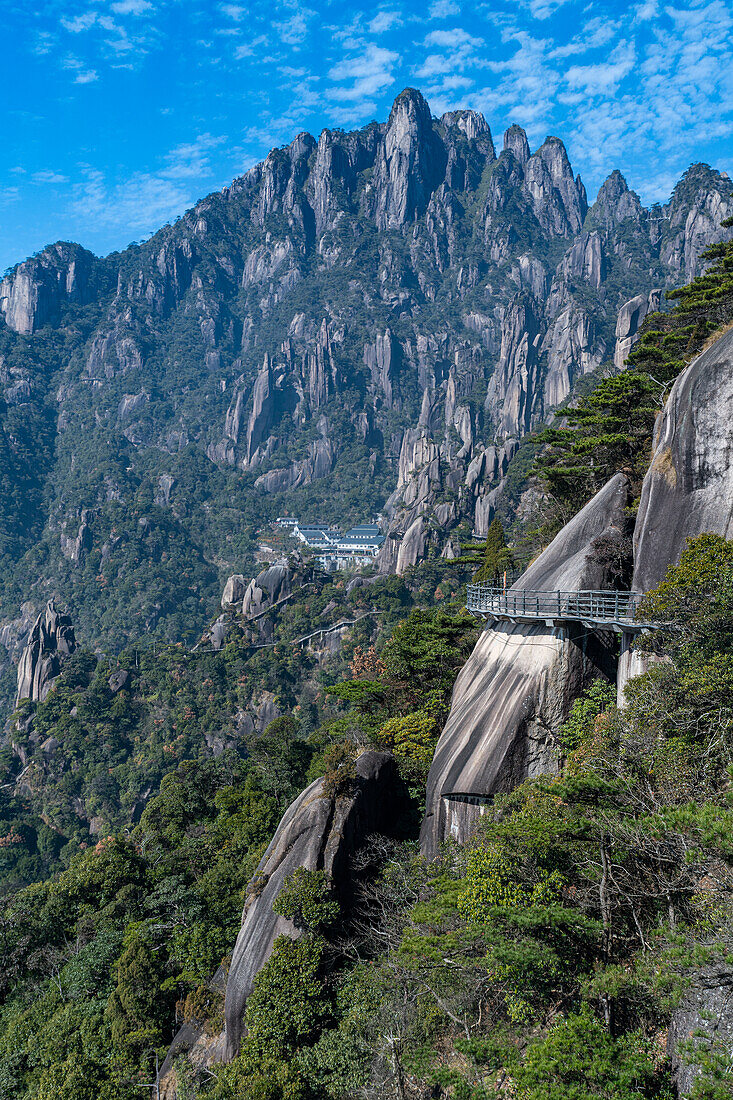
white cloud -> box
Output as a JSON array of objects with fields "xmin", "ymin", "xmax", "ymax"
[
  {"xmin": 635, "ymin": 0, "xmax": 660, "ymax": 19},
  {"xmin": 32, "ymin": 171, "xmax": 70, "ymax": 184},
  {"xmin": 162, "ymin": 134, "xmax": 225, "ymax": 180},
  {"xmin": 275, "ymin": 9, "xmax": 314, "ymax": 47},
  {"xmin": 110, "ymin": 0, "xmax": 152, "ymax": 13},
  {"xmin": 234, "ymin": 34, "xmax": 268, "ymax": 60},
  {"xmin": 564, "ymin": 46, "xmax": 636, "ymax": 95},
  {"xmin": 220, "ymin": 3, "xmax": 245, "ymax": 19},
  {"xmin": 67, "ymin": 132, "xmax": 227, "ymax": 238},
  {"xmin": 428, "ymin": 0, "xmax": 460, "ymax": 17},
  {"xmin": 61, "ymin": 11, "xmax": 98, "ymax": 33},
  {"xmin": 34, "ymin": 31, "xmax": 55, "ymax": 55},
  {"xmin": 425, "ymin": 28, "xmax": 483, "ymax": 48},
  {"xmin": 523, "ymin": 0, "xmax": 572, "ymax": 18},
  {"xmin": 415, "ymin": 24, "xmax": 485, "ymax": 101},
  {"xmin": 369, "ymin": 10, "xmax": 402, "ymax": 33},
  {"xmin": 328, "ymin": 43, "xmax": 399, "ymax": 103},
  {"xmin": 63, "ymin": 56, "xmax": 100, "ymax": 83},
  {"xmin": 70, "ymin": 167, "xmax": 194, "ymax": 235}
]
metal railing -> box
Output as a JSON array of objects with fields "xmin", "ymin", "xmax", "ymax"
[{"xmin": 466, "ymin": 584, "xmax": 642, "ymax": 625}]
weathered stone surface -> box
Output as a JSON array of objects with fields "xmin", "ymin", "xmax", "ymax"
[
  {"xmin": 421, "ymin": 473, "xmax": 631, "ymax": 858},
  {"xmin": 591, "ymin": 170, "xmax": 644, "ymax": 229},
  {"xmin": 221, "ymin": 574, "xmax": 247, "ymax": 609},
  {"xmin": 223, "ymin": 750, "xmax": 407, "ymax": 1058},
  {"xmin": 108, "ymin": 669, "xmax": 130, "ymax": 694},
  {"xmin": 616, "ymin": 326, "xmax": 733, "ymax": 704},
  {"xmin": 0, "ymin": 242, "xmax": 96, "ymax": 335},
  {"xmin": 614, "ymin": 289, "xmax": 663, "ymax": 369},
  {"xmin": 374, "ymin": 88, "xmax": 446, "ymax": 230},
  {"xmin": 633, "ymin": 326, "xmax": 733, "ymax": 594},
  {"xmin": 60, "ymin": 511, "xmax": 93, "ymax": 563},
  {"xmin": 242, "ymin": 561, "xmax": 293, "ymax": 618},
  {"xmin": 16, "ymin": 599, "xmax": 77, "ymax": 705},
  {"xmin": 668, "ymin": 963, "xmax": 733, "ymax": 1095},
  {"xmin": 503, "ymin": 124, "xmax": 530, "ymax": 166},
  {"xmin": 245, "ymin": 355, "xmax": 278, "ymax": 466},
  {"xmin": 396, "ymin": 515, "xmax": 426, "ymax": 574},
  {"xmin": 254, "ymin": 435, "xmax": 334, "ymax": 493},
  {"xmin": 209, "ymin": 615, "xmax": 229, "ymax": 651}
]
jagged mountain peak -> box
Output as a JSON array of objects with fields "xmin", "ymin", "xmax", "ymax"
[
  {"xmin": 503, "ymin": 123, "xmax": 531, "ymax": 165},
  {"xmin": 388, "ymin": 86, "xmax": 433, "ymax": 125},
  {"xmin": 588, "ymin": 168, "xmax": 643, "ymax": 228},
  {"xmin": 440, "ymin": 108, "xmax": 492, "ymax": 145},
  {"xmin": 0, "ymin": 239, "xmax": 102, "ymax": 335}
]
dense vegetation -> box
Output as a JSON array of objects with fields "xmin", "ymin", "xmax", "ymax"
[
  {"xmin": 1, "ymin": 524, "xmax": 732, "ymax": 1098},
  {"xmin": 194, "ymin": 533, "xmax": 733, "ymax": 1100},
  {"xmin": 0, "ymin": 557, "xmax": 478, "ymax": 1099}
]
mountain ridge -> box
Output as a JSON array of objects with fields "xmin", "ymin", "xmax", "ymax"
[{"xmin": 0, "ymin": 87, "xmax": 730, "ymax": 678}]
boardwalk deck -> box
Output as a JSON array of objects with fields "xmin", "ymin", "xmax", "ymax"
[{"xmin": 466, "ymin": 584, "xmax": 645, "ymax": 631}]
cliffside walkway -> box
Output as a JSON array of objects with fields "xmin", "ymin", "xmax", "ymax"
[{"xmin": 466, "ymin": 584, "xmax": 645, "ymax": 632}]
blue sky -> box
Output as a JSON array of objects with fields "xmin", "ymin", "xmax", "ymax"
[{"xmin": 2, "ymin": 0, "xmax": 732, "ymax": 273}]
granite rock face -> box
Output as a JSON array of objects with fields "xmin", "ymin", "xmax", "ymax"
[
  {"xmin": 667, "ymin": 963, "xmax": 733, "ymax": 1095},
  {"xmin": 615, "ymin": 325, "xmax": 733, "ymax": 702},
  {"xmin": 242, "ymin": 561, "xmax": 294, "ymax": 618},
  {"xmin": 374, "ymin": 88, "xmax": 448, "ymax": 230},
  {"xmin": 420, "ymin": 473, "xmax": 631, "ymax": 858},
  {"xmin": 0, "ymin": 242, "xmax": 97, "ymax": 335},
  {"xmin": 16, "ymin": 599, "xmax": 77, "ymax": 705},
  {"xmin": 223, "ymin": 750, "xmax": 407, "ymax": 1058},
  {"xmin": 613, "ymin": 289, "xmax": 663, "ymax": 369},
  {"xmin": 632, "ymin": 326, "xmax": 733, "ymax": 594},
  {"xmin": 221, "ymin": 574, "xmax": 247, "ymax": 609}
]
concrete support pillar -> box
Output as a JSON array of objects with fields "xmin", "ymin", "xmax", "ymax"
[{"xmin": 617, "ymin": 629, "xmax": 650, "ymax": 707}]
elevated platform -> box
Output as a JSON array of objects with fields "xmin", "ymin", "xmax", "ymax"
[{"xmin": 466, "ymin": 584, "xmax": 645, "ymax": 633}]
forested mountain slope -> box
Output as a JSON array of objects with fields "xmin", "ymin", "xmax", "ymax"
[
  {"xmin": 0, "ymin": 207, "xmax": 733, "ymax": 1100},
  {"xmin": 0, "ymin": 88, "xmax": 730, "ymax": 675}
]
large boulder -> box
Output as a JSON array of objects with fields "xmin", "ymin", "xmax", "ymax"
[
  {"xmin": 613, "ymin": 289, "xmax": 662, "ymax": 370},
  {"xmin": 420, "ymin": 473, "xmax": 631, "ymax": 858},
  {"xmin": 160, "ymin": 751, "xmax": 407, "ymax": 1095},
  {"xmin": 221, "ymin": 574, "xmax": 247, "ymax": 609},
  {"xmin": 242, "ymin": 561, "xmax": 293, "ymax": 618},
  {"xmin": 223, "ymin": 750, "xmax": 406, "ymax": 1058},
  {"xmin": 16, "ymin": 599, "xmax": 77, "ymax": 705}
]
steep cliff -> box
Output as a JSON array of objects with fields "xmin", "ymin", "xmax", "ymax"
[
  {"xmin": 223, "ymin": 750, "xmax": 406, "ymax": 1058},
  {"xmin": 614, "ymin": 325, "xmax": 733, "ymax": 698},
  {"xmin": 632, "ymin": 325, "xmax": 733, "ymax": 593},
  {"xmin": 157, "ymin": 750, "xmax": 407, "ymax": 1091},
  {"xmin": 15, "ymin": 599, "xmax": 76, "ymax": 705},
  {"xmin": 0, "ymin": 242, "xmax": 100, "ymax": 335},
  {"xmin": 420, "ymin": 473, "xmax": 631, "ymax": 857}
]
